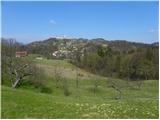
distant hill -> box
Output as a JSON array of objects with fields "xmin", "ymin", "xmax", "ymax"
[
  {"xmin": 151, "ymin": 42, "xmax": 159, "ymax": 46},
  {"xmin": 2, "ymin": 37, "xmax": 159, "ymax": 80},
  {"xmin": 26, "ymin": 37, "xmax": 157, "ymax": 59}
]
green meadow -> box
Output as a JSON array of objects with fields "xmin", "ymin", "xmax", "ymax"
[{"xmin": 1, "ymin": 55, "xmax": 159, "ymax": 119}]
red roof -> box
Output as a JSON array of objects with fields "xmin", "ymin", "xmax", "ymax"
[{"xmin": 16, "ymin": 51, "xmax": 27, "ymax": 57}]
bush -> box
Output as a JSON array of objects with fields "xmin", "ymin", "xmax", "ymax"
[
  {"xmin": 40, "ymin": 86, "xmax": 52, "ymax": 94},
  {"xmin": 63, "ymin": 86, "xmax": 70, "ymax": 96},
  {"xmin": 62, "ymin": 78, "xmax": 71, "ymax": 96}
]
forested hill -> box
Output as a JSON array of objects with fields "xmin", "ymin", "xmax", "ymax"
[
  {"xmin": 23, "ymin": 37, "xmax": 159, "ymax": 80},
  {"xmin": 26, "ymin": 37, "xmax": 155, "ymax": 55},
  {"xmin": 2, "ymin": 37, "xmax": 159, "ymax": 80}
]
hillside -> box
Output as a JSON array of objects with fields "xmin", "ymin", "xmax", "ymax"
[
  {"xmin": 26, "ymin": 37, "xmax": 155, "ymax": 58},
  {"xmin": 1, "ymin": 38, "xmax": 159, "ymax": 118},
  {"xmin": 25, "ymin": 37, "xmax": 158, "ymax": 80},
  {"xmin": 2, "ymin": 57, "xmax": 159, "ymax": 118},
  {"xmin": 2, "ymin": 85, "xmax": 158, "ymax": 119}
]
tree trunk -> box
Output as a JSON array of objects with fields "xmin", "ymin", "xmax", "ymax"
[
  {"xmin": 76, "ymin": 68, "xmax": 79, "ymax": 88},
  {"xmin": 12, "ymin": 78, "xmax": 21, "ymax": 88}
]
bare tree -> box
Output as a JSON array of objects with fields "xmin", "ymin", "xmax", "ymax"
[
  {"xmin": 30, "ymin": 64, "xmax": 46, "ymax": 87},
  {"xmin": 129, "ymin": 80, "xmax": 143, "ymax": 90},
  {"xmin": 8, "ymin": 58, "xmax": 33, "ymax": 88},
  {"xmin": 108, "ymin": 78, "xmax": 123, "ymax": 100},
  {"xmin": 92, "ymin": 70, "xmax": 99, "ymax": 95},
  {"xmin": 54, "ymin": 65, "xmax": 62, "ymax": 88},
  {"xmin": 61, "ymin": 77, "xmax": 70, "ymax": 96},
  {"xmin": 1, "ymin": 39, "xmax": 33, "ymax": 88},
  {"xmin": 75, "ymin": 67, "xmax": 79, "ymax": 88},
  {"xmin": 136, "ymin": 80, "xmax": 143, "ymax": 90},
  {"xmin": 93, "ymin": 78, "xmax": 99, "ymax": 95}
]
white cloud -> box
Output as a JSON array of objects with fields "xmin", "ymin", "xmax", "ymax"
[
  {"xmin": 49, "ymin": 19, "xmax": 56, "ymax": 24},
  {"xmin": 148, "ymin": 28, "xmax": 157, "ymax": 33}
]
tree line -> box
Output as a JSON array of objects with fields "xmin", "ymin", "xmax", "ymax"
[{"xmin": 72, "ymin": 44, "xmax": 159, "ymax": 80}]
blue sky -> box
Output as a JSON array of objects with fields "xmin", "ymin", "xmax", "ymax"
[{"xmin": 2, "ymin": 1, "xmax": 159, "ymax": 43}]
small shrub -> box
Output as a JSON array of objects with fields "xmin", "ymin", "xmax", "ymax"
[
  {"xmin": 62, "ymin": 78, "xmax": 71, "ymax": 96},
  {"xmin": 63, "ymin": 87, "xmax": 70, "ymax": 96},
  {"xmin": 40, "ymin": 86, "xmax": 52, "ymax": 94}
]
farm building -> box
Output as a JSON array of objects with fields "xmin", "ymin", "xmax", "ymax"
[{"xmin": 15, "ymin": 51, "xmax": 28, "ymax": 57}]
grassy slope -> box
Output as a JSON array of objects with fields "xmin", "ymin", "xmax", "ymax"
[
  {"xmin": 2, "ymin": 55, "xmax": 159, "ymax": 118},
  {"xmin": 1, "ymin": 86, "xmax": 158, "ymax": 119},
  {"xmin": 33, "ymin": 56, "xmax": 159, "ymax": 99}
]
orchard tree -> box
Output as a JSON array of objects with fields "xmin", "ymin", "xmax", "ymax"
[
  {"xmin": 108, "ymin": 78, "xmax": 123, "ymax": 100},
  {"xmin": 7, "ymin": 58, "xmax": 33, "ymax": 88}
]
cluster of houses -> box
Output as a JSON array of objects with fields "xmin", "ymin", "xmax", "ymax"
[
  {"xmin": 51, "ymin": 39, "xmax": 86, "ymax": 59},
  {"xmin": 15, "ymin": 38, "xmax": 92, "ymax": 60}
]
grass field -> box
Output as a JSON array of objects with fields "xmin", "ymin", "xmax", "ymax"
[
  {"xmin": 1, "ymin": 86, "xmax": 159, "ymax": 119},
  {"xmin": 1, "ymin": 55, "xmax": 159, "ymax": 119}
]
